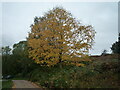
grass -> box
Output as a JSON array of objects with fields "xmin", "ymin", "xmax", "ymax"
[
  {"xmin": 2, "ymin": 77, "xmax": 28, "ymax": 89},
  {"xmin": 2, "ymin": 79, "xmax": 13, "ymax": 89},
  {"xmin": 12, "ymin": 77, "xmax": 28, "ymax": 80}
]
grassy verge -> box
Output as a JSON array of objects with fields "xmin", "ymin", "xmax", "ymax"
[
  {"xmin": 2, "ymin": 77, "xmax": 28, "ymax": 89},
  {"xmin": 12, "ymin": 77, "xmax": 28, "ymax": 80},
  {"xmin": 2, "ymin": 79, "xmax": 13, "ymax": 89}
]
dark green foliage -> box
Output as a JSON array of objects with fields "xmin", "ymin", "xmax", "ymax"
[
  {"xmin": 1, "ymin": 46, "xmax": 19, "ymax": 76},
  {"xmin": 2, "ymin": 41, "xmax": 36, "ymax": 77},
  {"xmin": 111, "ymin": 33, "xmax": 120, "ymax": 54},
  {"xmin": 101, "ymin": 49, "xmax": 108, "ymax": 56},
  {"xmin": 1, "ymin": 40, "xmax": 120, "ymax": 88},
  {"xmin": 28, "ymin": 54, "xmax": 119, "ymax": 88},
  {"xmin": 2, "ymin": 55, "xmax": 22, "ymax": 76},
  {"xmin": 2, "ymin": 80, "xmax": 13, "ymax": 88},
  {"xmin": 1, "ymin": 46, "xmax": 11, "ymax": 55}
]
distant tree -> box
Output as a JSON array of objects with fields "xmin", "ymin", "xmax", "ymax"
[
  {"xmin": 2, "ymin": 41, "xmax": 35, "ymax": 76},
  {"xmin": 1, "ymin": 46, "xmax": 11, "ymax": 55},
  {"xmin": 101, "ymin": 49, "xmax": 108, "ymax": 56},
  {"xmin": 0, "ymin": 47, "xmax": 2, "ymax": 54},
  {"xmin": 28, "ymin": 7, "xmax": 96, "ymax": 66},
  {"xmin": 13, "ymin": 41, "xmax": 28, "ymax": 57},
  {"xmin": 111, "ymin": 33, "xmax": 120, "ymax": 54},
  {"xmin": 2, "ymin": 46, "xmax": 13, "ymax": 75},
  {"xmin": 12, "ymin": 41, "xmax": 35, "ymax": 76}
]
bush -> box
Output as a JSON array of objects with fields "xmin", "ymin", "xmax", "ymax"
[{"xmin": 28, "ymin": 55, "xmax": 120, "ymax": 88}]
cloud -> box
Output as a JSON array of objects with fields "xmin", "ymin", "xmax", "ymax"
[{"xmin": 2, "ymin": 2, "xmax": 118, "ymax": 55}]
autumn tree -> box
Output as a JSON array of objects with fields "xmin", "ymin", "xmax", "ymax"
[{"xmin": 28, "ymin": 7, "xmax": 96, "ymax": 66}]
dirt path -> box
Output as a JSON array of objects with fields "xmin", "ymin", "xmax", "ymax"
[{"xmin": 12, "ymin": 80, "xmax": 40, "ymax": 88}]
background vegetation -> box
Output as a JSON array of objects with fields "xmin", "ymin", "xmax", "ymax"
[{"xmin": 2, "ymin": 34, "xmax": 120, "ymax": 88}]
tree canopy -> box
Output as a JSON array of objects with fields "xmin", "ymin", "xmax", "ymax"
[
  {"xmin": 12, "ymin": 41, "xmax": 28, "ymax": 57},
  {"xmin": 1, "ymin": 46, "xmax": 11, "ymax": 55},
  {"xmin": 28, "ymin": 7, "xmax": 96, "ymax": 66},
  {"xmin": 111, "ymin": 33, "xmax": 120, "ymax": 54},
  {"xmin": 2, "ymin": 41, "xmax": 36, "ymax": 76}
]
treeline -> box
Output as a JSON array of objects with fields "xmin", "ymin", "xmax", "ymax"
[
  {"xmin": 1, "ymin": 32, "xmax": 120, "ymax": 77},
  {"xmin": 2, "ymin": 41, "xmax": 37, "ymax": 77},
  {"xmin": 111, "ymin": 33, "xmax": 120, "ymax": 54}
]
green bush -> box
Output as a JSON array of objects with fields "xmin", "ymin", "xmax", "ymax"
[{"xmin": 27, "ymin": 57, "xmax": 120, "ymax": 88}]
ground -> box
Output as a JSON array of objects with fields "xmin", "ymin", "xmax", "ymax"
[{"xmin": 12, "ymin": 80, "xmax": 40, "ymax": 88}]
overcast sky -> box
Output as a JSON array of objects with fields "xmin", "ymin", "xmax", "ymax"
[{"xmin": 1, "ymin": 2, "xmax": 118, "ymax": 55}]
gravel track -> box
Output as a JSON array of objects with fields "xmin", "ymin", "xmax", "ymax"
[{"xmin": 12, "ymin": 80, "xmax": 40, "ymax": 88}]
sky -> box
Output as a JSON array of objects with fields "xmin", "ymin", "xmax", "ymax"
[{"xmin": 1, "ymin": 2, "xmax": 118, "ymax": 55}]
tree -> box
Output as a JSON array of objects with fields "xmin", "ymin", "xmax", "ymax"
[
  {"xmin": 28, "ymin": 7, "xmax": 96, "ymax": 66},
  {"xmin": 12, "ymin": 41, "xmax": 35, "ymax": 76},
  {"xmin": 2, "ymin": 42, "xmax": 35, "ymax": 76},
  {"xmin": 2, "ymin": 46, "xmax": 13, "ymax": 75},
  {"xmin": 111, "ymin": 33, "xmax": 120, "ymax": 54},
  {"xmin": 1, "ymin": 46, "xmax": 11, "ymax": 55},
  {"xmin": 13, "ymin": 41, "xmax": 28, "ymax": 57},
  {"xmin": 101, "ymin": 49, "xmax": 108, "ymax": 56}
]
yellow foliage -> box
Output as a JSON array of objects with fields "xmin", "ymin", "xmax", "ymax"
[
  {"xmin": 76, "ymin": 63, "xmax": 85, "ymax": 67},
  {"xmin": 27, "ymin": 7, "xmax": 96, "ymax": 66}
]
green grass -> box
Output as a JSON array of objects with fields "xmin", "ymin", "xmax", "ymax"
[
  {"xmin": 2, "ymin": 79, "xmax": 13, "ymax": 89},
  {"xmin": 12, "ymin": 77, "xmax": 28, "ymax": 80},
  {"xmin": 2, "ymin": 77, "xmax": 29, "ymax": 89}
]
